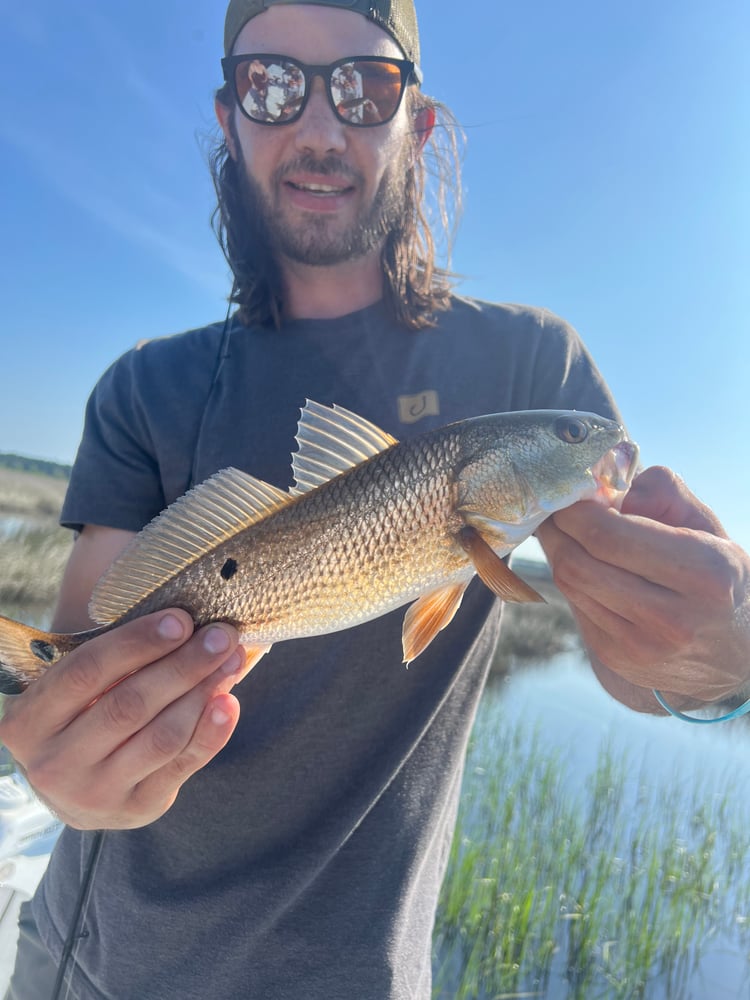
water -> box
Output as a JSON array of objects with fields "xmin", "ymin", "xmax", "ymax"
[
  {"xmin": 496, "ymin": 652, "xmax": 750, "ymax": 789},
  {"xmin": 435, "ymin": 653, "xmax": 750, "ymax": 998}
]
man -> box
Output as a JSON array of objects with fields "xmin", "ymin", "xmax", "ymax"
[{"xmin": 3, "ymin": 1, "xmax": 749, "ymax": 997}]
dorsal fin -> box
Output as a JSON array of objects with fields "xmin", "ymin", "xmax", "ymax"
[
  {"xmin": 89, "ymin": 468, "xmax": 290, "ymax": 625},
  {"xmin": 290, "ymin": 399, "xmax": 399, "ymax": 495}
]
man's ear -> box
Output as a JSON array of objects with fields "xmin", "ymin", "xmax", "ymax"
[
  {"xmin": 215, "ymin": 96, "xmax": 238, "ymax": 160},
  {"xmin": 412, "ymin": 104, "xmax": 436, "ymax": 151}
]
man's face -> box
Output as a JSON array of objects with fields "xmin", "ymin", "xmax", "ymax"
[{"xmin": 217, "ymin": 5, "xmax": 417, "ymax": 268}]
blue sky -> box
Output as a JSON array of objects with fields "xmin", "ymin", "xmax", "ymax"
[{"xmin": 1, "ymin": 0, "xmax": 748, "ymax": 553}]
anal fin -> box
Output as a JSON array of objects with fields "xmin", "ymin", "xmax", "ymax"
[
  {"xmin": 402, "ymin": 582, "xmax": 469, "ymax": 665},
  {"xmin": 457, "ymin": 526, "xmax": 545, "ymax": 604}
]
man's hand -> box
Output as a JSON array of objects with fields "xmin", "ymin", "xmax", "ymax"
[
  {"xmin": 536, "ymin": 466, "xmax": 750, "ymax": 714},
  {"xmin": 0, "ymin": 610, "xmax": 246, "ymax": 829}
]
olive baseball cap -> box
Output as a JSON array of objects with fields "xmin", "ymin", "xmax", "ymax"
[{"xmin": 223, "ymin": 0, "xmax": 420, "ymax": 67}]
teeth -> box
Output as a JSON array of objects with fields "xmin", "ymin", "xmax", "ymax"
[{"xmin": 292, "ymin": 182, "xmax": 343, "ymax": 193}]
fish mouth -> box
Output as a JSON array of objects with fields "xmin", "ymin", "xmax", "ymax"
[{"xmin": 591, "ymin": 440, "xmax": 640, "ymax": 507}]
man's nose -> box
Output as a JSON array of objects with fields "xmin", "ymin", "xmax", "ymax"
[{"xmin": 293, "ymin": 78, "xmax": 347, "ymax": 154}]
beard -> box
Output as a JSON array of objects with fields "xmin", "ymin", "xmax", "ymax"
[{"xmin": 233, "ymin": 145, "xmax": 410, "ymax": 267}]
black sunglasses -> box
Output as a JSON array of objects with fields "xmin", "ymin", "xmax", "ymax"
[{"xmin": 221, "ymin": 53, "xmax": 421, "ymax": 127}]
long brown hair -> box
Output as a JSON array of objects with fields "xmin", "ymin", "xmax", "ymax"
[{"xmin": 209, "ymin": 84, "xmax": 464, "ymax": 330}]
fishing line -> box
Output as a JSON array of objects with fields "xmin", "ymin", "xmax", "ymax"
[
  {"xmin": 187, "ymin": 295, "xmax": 235, "ymax": 489},
  {"xmin": 50, "ymin": 829, "xmax": 105, "ymax": 1000}
]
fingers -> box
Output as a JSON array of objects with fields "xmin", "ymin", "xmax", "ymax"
[
  {"xmin": 548, "ymin": 500, "xmax": 737, "ymax": 600},
  {"xmin": 128, "ymin": 693, "xmax": 241, "ymax": 825},
  {"xmin": 17, "ymin": 610, "xmax": 198, "ymax": 732},
  {"xmin": 65, "ymin": 621, "xmax": 243, "ymax": 761},
  {"xmin": 102, "ymin": 644, "xmax": 247, "ymax": 787},
  {"xmin": 537, "ymin": 472, "xmax": 750, "ymax": 705},
  {"xmin": 0, "ymin": 611, "xmax": 250, "ymax": 829},
  {"xmin": 587, "ymin": 655, "xmax": 666, "ymax": 715},
  {"xmin": 621, "ymin": 466, "xmax": 728, "ymax": 536}
]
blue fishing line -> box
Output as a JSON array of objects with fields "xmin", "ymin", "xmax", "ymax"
[{"xmin": 653, "ymin": 689, "xmax": 750, "ymax": 724}]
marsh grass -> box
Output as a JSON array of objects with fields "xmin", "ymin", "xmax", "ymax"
[
  {"xmin": 0, "ymin": 523, "xmax": 71, "ymax": 617},
  {"xmin": 433, "ymin": 693, "xmax": 750, "ymax": 999},
  {"xmin": 0, "ymin": 467, "xmax": 67, "ymax": 519},
  {"xmin": 0, "ymin": 468, "xmax": 70, "ymax": 623}
]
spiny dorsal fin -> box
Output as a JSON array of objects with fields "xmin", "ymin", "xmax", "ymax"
[
  {"xmin": 89, "ymin": 468, "xmax": 290, "ymax": 625},
  {"xmin": 290, "ymin": 399, "xmax": 398, "ymax": 495}
]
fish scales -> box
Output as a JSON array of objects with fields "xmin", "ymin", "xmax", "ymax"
[{"xmin": 117, "ymin": 428, "xmax": 470, "ymax": 643}]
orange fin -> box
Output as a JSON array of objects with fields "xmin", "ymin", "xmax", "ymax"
[
  {"xmin": 239, "ymin": 643, "xmax": 272, "ymax": 677},
  {"xmin": 0, "ymin": 615, "xmax": 85, "ymax": 694},
  {"xmin": 402, "ymin": 582, "xmax": 469, "ymax": 665},
  {"xmin": 457, "ymin": 526, "xmax": 545, "ymax": 604}
]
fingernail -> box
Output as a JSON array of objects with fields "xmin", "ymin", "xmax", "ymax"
[
  {"xmin": 158, "ymin": 614, "xmax": 185, "ymax": 640},
  {"xmin": 204, "ymin": 627, "xmax": 231, "ymax": 655},
  {"xmin": 210, "ymin": 706, "xmax": 230, "ymax": 726}
]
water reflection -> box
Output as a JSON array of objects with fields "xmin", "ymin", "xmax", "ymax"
[{"xmin": 433, "ymin": 653, "xmax": 750, "ymax": 999}]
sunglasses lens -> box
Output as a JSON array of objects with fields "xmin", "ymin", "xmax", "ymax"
[
  {"xmin": 231, "ymin": 57, "xmax": 407, "ymax": 126},
  {"xmin": 234, "ymin": 58, "xmax": 307, "ymax": 124},
  {"xmin": 331, "ymin": 60, "xmax": 405, "ymax": 125}
]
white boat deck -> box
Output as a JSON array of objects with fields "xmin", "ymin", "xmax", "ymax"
[{"xmin": 0, "ymin": 771, "xmax": 61, "ymax": 993}]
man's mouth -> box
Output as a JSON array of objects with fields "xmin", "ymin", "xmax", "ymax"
[{"xmin": 285, "ymin": 180, "xmax": 355, "ymax": 196}]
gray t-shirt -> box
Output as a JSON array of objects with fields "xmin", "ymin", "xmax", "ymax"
[{"xmin": 35, "ymin": 296, "xmax": 619, "ymax": 999}]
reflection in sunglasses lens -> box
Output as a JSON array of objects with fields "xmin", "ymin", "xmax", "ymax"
[{"xmin": 233, "ymin": 58, "xmax": 405, "ymax": 126}]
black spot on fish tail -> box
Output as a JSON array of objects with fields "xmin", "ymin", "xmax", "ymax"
[
  {"xmin": 0, "ymin": 672, "xmax": 28, "ymax": 695},
  {"xmin": 30, "ymin": 640, "xmax": 58, "ymax": 664},
  {"xmin": 220, "ymin": 558, "xmax": 238, "ymax": 581}
]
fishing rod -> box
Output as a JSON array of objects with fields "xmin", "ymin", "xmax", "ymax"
[{"xmin": 50, "ymin": 830, "xmax": 105, "ymax": 1000}]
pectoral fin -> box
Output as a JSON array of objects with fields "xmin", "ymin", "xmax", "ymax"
[
  {"xmin": 402, "ymin": 582, "xmax": 469, "ymax": 664},
  {"xmin": 457, "ymin": 526, "xmax": 545, "ymax": 604}
]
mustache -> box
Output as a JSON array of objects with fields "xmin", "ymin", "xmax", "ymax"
[{"xmin": 275, "ymin": 155, "xmax": 364, "ymax": 186}]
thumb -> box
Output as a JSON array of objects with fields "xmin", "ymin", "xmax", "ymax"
[{"xmin": 621, "ymin": 466, "xmax": 727, "ymax": 537}]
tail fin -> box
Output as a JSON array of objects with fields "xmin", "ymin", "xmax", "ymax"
[{"xmin": 0, "ymin": 615, "xmax": 81, "ymax": 695}]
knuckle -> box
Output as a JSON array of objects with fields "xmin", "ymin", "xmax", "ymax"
[
  {"xmin": 131, "ymin": 783, "xmax": 178, "ymax": 825},
  {"xmin": 166, "ymin": 753, "xmax": 197, "ymax": 784},
  {"xmin": 24, "ymin": 752, "xmax": 65, "ymax": 799},
  {"xmin": 147, "ymin": 718, "xmax": 189, "ymax": 760},
  {"xmin": 606, "ymin": 620, "xmax": 662, "ymax": 672},
  {"xmin": 63, "ymin": 646, "xmax": 106, "ymax": 699},
  {"xmin": 101, "ymin": 682, "xmax": 148, "ymax": 730},
  {"xmin": 701, "ymin": 555, "xmax": 737, "ymax": 607},
  {"xmin": 551, "ymin": 550, "xmax": 586, "ymax": 592},
  {"xmin": 168, "ymin": 646, "xmax": 205, "ymax": 684},
  {"xmin": 638, "ymin": 599, "xmax": 696, "ymax": 650}
]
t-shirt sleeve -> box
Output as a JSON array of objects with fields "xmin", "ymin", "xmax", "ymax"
[
  {"xmin": 524, "ymin": 309, "xmax": 622, "ymax": 423},
  {"xmin": 60, "ymin": 349, "xmax": 167, "ymax": 533}
]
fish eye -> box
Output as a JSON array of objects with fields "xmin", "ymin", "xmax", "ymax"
[{"xmin": 554, "ymin": 416, "xmax": 589, "ymax": 444}]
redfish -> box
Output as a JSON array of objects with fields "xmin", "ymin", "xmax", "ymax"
[{"xmin": 0, "ymin": 401, "xmax": 638, "ymax": 693}]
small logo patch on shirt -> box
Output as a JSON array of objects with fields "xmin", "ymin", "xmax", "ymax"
[{"xmin": 397, "ymin": 391, "xmax": 440, "ymax": 424}]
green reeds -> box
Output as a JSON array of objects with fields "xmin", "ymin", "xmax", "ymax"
[{"xmin": 433, "ymin": 692, "xmax": 750, "ymax": 999}]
